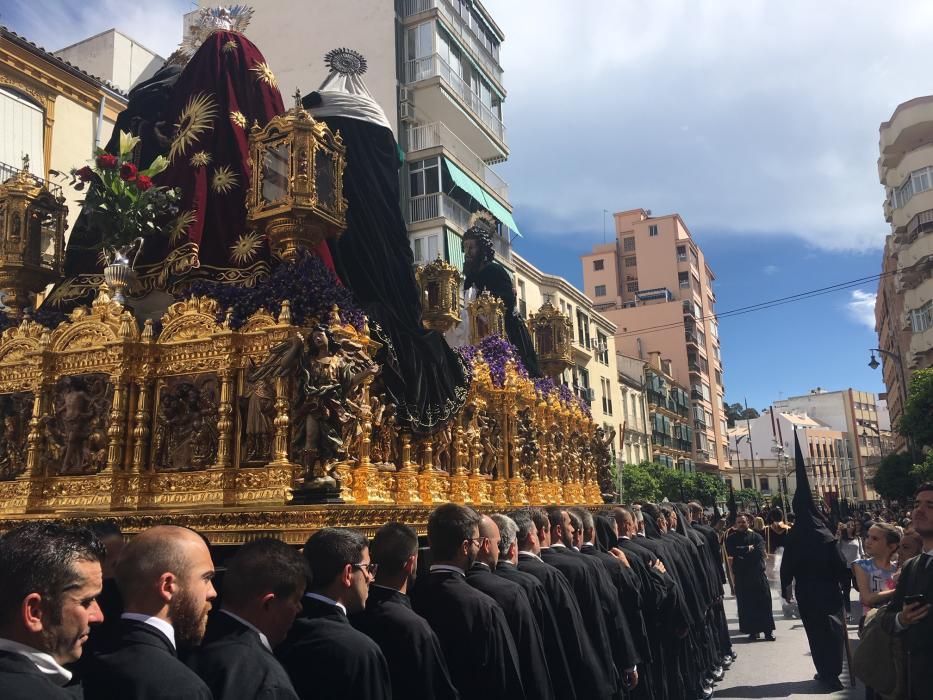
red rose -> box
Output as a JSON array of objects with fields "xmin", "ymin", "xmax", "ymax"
[
  {"xmin": 120, "ymin": 163, "xmax": 138, "ymax": 181},
  {"xmin": 76, "ymin": 166, "xmax": 94, "ymax": 182},
  {"xmin": 96, "ymin": 153, "xmax": 118, "ymax": 169},
  {"xmin": 135, "ymin": 175, "xmax": 153, "ymax": 191}
]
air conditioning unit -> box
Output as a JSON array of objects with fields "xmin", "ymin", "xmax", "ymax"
[
  {"xmin": 585, "ymin": 388, "xmax": 595, "ymax": 402},
  {"xmin": 399, "ymin": 101, "xmax": 416, "ymax": 123},
  {"xmin": 398, "ymin": 86, "xmax": 412, "ymax": 103}
]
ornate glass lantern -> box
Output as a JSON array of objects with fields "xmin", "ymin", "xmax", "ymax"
[
  {"xmin": 0, "ymin": 157, "xmax": 67, "ymax": 317},
  {"xmin": 468, "ymin": 290, "xmax": 505, "ymax": 344},
  {"xmin": 415, "ymin": 257, "xmax": 462, "ymax": 333},
  {"xmin": 529, "ymin": 298, "xmax": 572, "ymax": 378},
  {"xmin": 246, "ymin": 90, "xmax": 347, "ymax": 261}
]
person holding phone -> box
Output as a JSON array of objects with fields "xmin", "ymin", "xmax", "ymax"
[{"xmin": 881, "ymin": 482, "xmax": 933, "ymax": 700}]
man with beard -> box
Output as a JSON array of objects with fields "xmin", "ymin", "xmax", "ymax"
[
  {"xmin": 277, "ymin": 528, "xmax": 390, "ymax": 700},
  {"xmin": 725, "ymin": 515, "xmax": 775, "ymax": 642},
  {"xmin": 0, "ymin": 523, "xmax": 105, "ymax": 699},
  {"xmin": 83, "ymin": 525, "xmax": 215, "ymax": 699},
  {"xmin": 352, "ymin": 522, "xmax": 458, "ymax": 700},
  {"xmin": 466, "ymin": 515, "xmax": 556, "ymax": 700},
  {"xmin": 411, "ymin": 504, "xmax": 524, "ymax": 700},
  {"xmin": 462, "ymin": 215, "xmax": 541, "ymax": 377},
  {"xmin": 188, "ymin": 538, "xmax": 306, "ymax": 699}
]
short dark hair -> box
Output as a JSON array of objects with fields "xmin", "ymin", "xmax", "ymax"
[
  {"xmin": 303, "ymin": 528, "xmax": 368, "ymax": 590},
  {"xmin": 687, "ymin": 502, "xmax": 703, "ymax": 516},
  {"xmin": 427, "ymin": 504, "xmax": 480, "ymax": 560},
  {"xmin": 223, "ymin": 538, "xmax": 308, "ymax": 607},
  {"xmin": 769, "ymin": 508, "xmax": 784, "ymax": 523},
  {"xmin": 87, "ymin": 520, "xmax": 122, "ymax": 541},
  {"xmin": 915, "ymin": 482, "xmax": 933, "ymax": 498},
  {"xmin": 545, "ymin": 506, "xmax": 563, "ymax": 530},
  {"xmin": 370, "ymin": 522, "xmax": 418, "ymax": 575},
  {"xmin": 0, "ymin": 522, "xmax": 105, "ymax": 626},
  {"xmin": 612, "ymin": 506, "xmax": 635, "ymax": 524},
  {"xmin": 870, "ymin": 522, "xmax": 901, "ymax": 547},
  {"xmin": 511, "ymin": 510, "xmax": 536, "ymax": 550},
  {"xmin": 529, "ymin": 508, "xmax": 549, "ymax": 532}
]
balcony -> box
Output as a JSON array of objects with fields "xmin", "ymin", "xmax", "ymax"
[
  {"xmin": 685, "ymin": 329, "xmax": 700, "ymax": 346},
  {"xmin": 406, "ymin": 122, "xmax": 509, "ymax": 201},
  {"xmin": 398, "ymin": 0, "xmax": 504, "ymax": 90},
  {"xmin": 404, "ymin": 54, "xmax": 507, "ymax": 162},
  {"xmin": 635, "ymin": 287, "xmax": 674, "ymax": 303},
  {"xmin": 407, "ymin": 192, "xmax": 511, "ymax": 260}
]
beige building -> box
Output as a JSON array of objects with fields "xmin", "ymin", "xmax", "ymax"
[
  {"xmin": 54, "ymin": 29, "xmax": 162, "ymax": 94},
  {"xmin": 617, "ymin": 353, "xmax": 652, "ymax": 467},
  {"xmin": 1, "ymin": 26, "xmax": 126, "ymax": 241},
  {"xmin": 643, "ymin": 353, "xmax": 694, "ymax": 472},
  {"xmin": 875, "ymin": 96, "xmax": 933, "ymax": 448},
  {"xmin": 581, "ymin": 208, "xmax": 728, "ymax": 473}
]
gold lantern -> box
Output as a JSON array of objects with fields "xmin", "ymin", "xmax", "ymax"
[
  {"xmin": 246, "ymin": 90, "xmax": 347, "ymax": 262},
  {"xmin": 416, "ymin": 256, "xmax": 462, "ymax": 333},
  {"xmin": 0, "ymin": 157, "xmax": 67, "ymax": 318},
  {"xmin": 529, "ymin": 298, "xmax": 572, "ymax": 378},
  {"xmin": 468, "ymin": 290, "xmax": 505, "ymax": 344}
]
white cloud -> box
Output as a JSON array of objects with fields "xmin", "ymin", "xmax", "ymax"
[
  {"xmin": 763, "ymin": 265, "xmax": 779, "ymax": 275},
  {"xmin": 483, "ymin": 0, "xmax": 933, "ymax": 251},
  {"xmin": 846, "ymin": 289, "xmax": 877, "ymax": 330}
]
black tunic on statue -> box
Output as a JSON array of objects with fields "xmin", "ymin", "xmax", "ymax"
[
  {"xmin": 350, "ymin": 584, "xmax": 459, "ymax": 700},
  {"xmin": 410, "ymin": 569, "xmax": 525, "ymax": 700},
  {"xmin": 82, "ymin": 620, "xmax": 212, "ymax": 700},
  {"xmin": 494, "ymin": 561, "xmax": 577, "ymax": 700},
  {"xmin": 187, "ymin": 611, "xmax": 298, "ymax": 700},
  {"xmin": 0, "ymin": 650, "xmax": 81, "ymax": 700},
  {"xmin": 516, "ymin": 552, "xmax": 615, "ymax": 700},
  {"xmin": 466, "ymin": 562, "xmax": 555, "ymax": 700},
  {"xmin": 464, "ymin": 260, "xmax": 542, "ymax": 377},
  {"xmin": 313, "ymin": 113, "xmax": 469, "ymax": 435},
  {"xmin": 276, "ymin": 596, "xmax": 391, "ymax": 700},
  {"xmin": 725, "ymin": 529, "xmax": 775, "ymax": 634}
]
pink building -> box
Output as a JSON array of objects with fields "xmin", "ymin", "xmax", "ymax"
[{"xmin": 581, "ymin": 208, "xmax": 729, "ymax": 472}]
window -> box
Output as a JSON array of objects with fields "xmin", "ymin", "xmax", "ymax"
[
  {"xmin": 910, "ymin": 301, "xmax": 933, "ymax": 332},
  {"xmin": 593, "ymin": 259, "xmax": 604, "ymax": 271},
  {"xmin": 517, "ymin": 280, "xmax": 527, "ymax": 319},
  {"xmin": 743, "ymin": 478, "xmax": 753, "ymax": 489},
  {"xmin": 624, "ymin": 256, "xmax": 637, "ymax": 267},
  {"xmin": 623, "ymin": 237, "xmax": 635, "ymax": 252},
  {"xmin": 626, "ymin": 281, "xmax": 639, "ymax": 293},
  {"xmin": 411, "ymin": 232, "xmax": 441, "ymax": 264},
  {"xmin": 648, "ymin": 224, "xmax": 659, "ymax": 237},
  {"xmin": 594, "ymin": 284, "xmax": 606, "ymax": 297},
  {"xmin": 760, "ymin": 477, "xmax": 770, "ymax": 492},
  {"xmin": 405, "ymin": 22, "xmax": 433, "ymax": 61},
  {"xmin": 596, "ymin": 331, "xmax": 609, "ymax": 364},
  {"xmin": 409, "ymin": 158, "xmax": 440, "ymax": 197},
  {"xmin": 678, "ymin": 271, "xmax": 690, "ymax": 288},
  {"xmin": 1, "ymin": 87, "xmax": 45, "ymax": 175},
  {"xmin": 576, "ymin": 311, "xmax": 591, "ymax": 348},
  {"xmin": 601, "ymin": 377, "xmax": 613, "ymax": 415},
  {"xmin": 676, "ymin": 245, "xmax": 687, "ymax": 262}
]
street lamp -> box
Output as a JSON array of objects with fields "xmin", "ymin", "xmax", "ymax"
[{"xmin": 867, "ymin": 347, "xmax": 914, "ymax": 458}]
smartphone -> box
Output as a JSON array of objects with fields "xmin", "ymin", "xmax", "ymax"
[{"xmin": 903, "ymin": 594, "xmax": 927, "ymax": 605}]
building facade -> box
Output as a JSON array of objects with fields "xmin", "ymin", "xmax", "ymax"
[
  {"xmin": 53, "ymin": 29, "xmax": 162, "ymax": 94},
  {"xmin": 772, "ymin": 388, "xmax": 882, "ymax": 500},
  {"xmin": 617, "ymin": 353, "xmax": 652, "ymax": 467},
  {"xmin": 581, "ymin": 208, "xmax": 728, "ymax": 472},
  {"xmin": 643, "ymin": 352, "xmax": 694, "ymax": 472},
  {"xmin": 875, "ymin": 96, "xmax": 933, "ymax": 448}
]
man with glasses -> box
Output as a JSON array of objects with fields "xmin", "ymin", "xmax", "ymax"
[
  {"xmin": 411, "ymin": 504, "xmax": 524, "ymax": 699},
  {"xmin": 276, "ymin": 528, "xmax": 390, "ymax": 700}
]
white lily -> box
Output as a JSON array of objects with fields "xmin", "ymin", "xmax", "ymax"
[{"xmin": 119, "ymin": 131, "xmax": 141, "ymax": 157}]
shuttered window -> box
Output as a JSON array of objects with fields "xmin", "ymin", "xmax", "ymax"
[{"xmin": 0, "ymin": 87, "xmax": 44, "ymax": 174}]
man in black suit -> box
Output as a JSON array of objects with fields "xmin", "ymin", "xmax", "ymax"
[
  {"xmin": 0, "ymin": 522, "xmax": 105, "ymax": 699},
  {"xmin": 83, "ymin": 525, "xmax": 216, "ymax": 699},
  {"xmin": 352, "ymin": 522, "xmax": 459, "ymax": 700},
  {"xmin": 188, "ymin": 537, "xmax": 306, "ymax": 699},
  {"xmin": 277, "ymin": 528, "xmax": 390, "ymax": 700},
  {"xmin": 411, "ymin": 503, "xmax": 524, "ymax": 700}
]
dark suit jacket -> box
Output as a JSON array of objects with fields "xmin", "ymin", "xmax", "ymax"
[
  {"xmin": 82, "ymin": 619, "xmax": 212, "ymax": 700},
  {"xmin": 0, "ymin": 649, "xmax": 81, "ymax": 699},
  {"xmin": 188, "ymin": 611, "xmax": 298, "ymax": 699},
  {"xmin": 276, "ymin": 596, "xmax": 391, "ymax": 700}
]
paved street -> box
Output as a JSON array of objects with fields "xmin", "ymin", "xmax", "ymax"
[{"xmin": 713, "ymin": 589, "xmax": 862, "ymax": 700}]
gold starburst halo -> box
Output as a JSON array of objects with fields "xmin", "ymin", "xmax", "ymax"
[
  {"xmin": 251, "ymin": 62, "xmax": 278, "ymax": 88},
  {"xmin": 222, "ymin": 39, "xmax": 238, "ymax": 53},
  {"xmin": 189, "ymin": 151, "xmax": 212, "ymax": 168},
  {"xmin": 169, "ymin": 92, "xmax": 218, "ymax": 163},
  {"xmin": 230, "ymin": 231, "xmax": 264, "ymax": 264},
  {"xmin": 229, "ymin": 110, "xmax": 247, "ymax": 129},
  {"xmin": 211, "ymin": 165, "xmax": 239, "ymax": 194},
  {"xmin": 168, "ymin": 210, "xmax": 197, "ymax": 245}
]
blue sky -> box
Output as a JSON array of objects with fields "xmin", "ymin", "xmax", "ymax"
[{"xmin": 5, "ymin": 0, "xmax": 927, "ymax": 408}]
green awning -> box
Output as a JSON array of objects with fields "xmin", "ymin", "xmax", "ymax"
[{"xmin": 443, "ymin": 158, "xmax": 522, "ymax": 238}]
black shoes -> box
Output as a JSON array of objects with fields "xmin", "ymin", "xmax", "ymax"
[
  {"xmin": 813, "ymin": 674, "xmax": 843, "ymax": 691},
  {"xmin": 748, "ymin": 633, "xmax": 759, "ymax": 641},
  {"xmin": 764, "ymin": 633, "xmax": 776, "ymax": 642}
]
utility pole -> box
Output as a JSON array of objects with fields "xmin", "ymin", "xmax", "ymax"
[{"xmin": 744, "ymin": 397, "xmax": 758, "ymax": 495}]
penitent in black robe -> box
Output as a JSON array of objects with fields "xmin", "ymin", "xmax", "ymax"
[
  {"xmin": 725, "ymin": 529, "xmax": 775, "ymax": 635},
  {"xmin": 411, "ymin": 569, "xmax": 524, "ymax": 700},
  {"xmin": 276, "ymin": 596, "xmax": 391, "ymax": 700},
  {"xmin": 466, "ymin": 562, "xmax": 556, "ymax": 700},
  {"xmin": 351, "ymin": 584, "xmax": 459, "ymax": 700}
]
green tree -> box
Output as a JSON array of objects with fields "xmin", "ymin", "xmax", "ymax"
[
  {"xmin": 900, "ymin": 368, "xmax": 933, "ymax": 449},
  {"xmin": 690, "ymin": 472, "xmax": 728, "ymax": 507},
  {"xmin": 870, "ymin": 453, "xmax": 918, "ymax": 502},
  {"xmin": 619, "ymin": 462, "xmax": 661, "ymax": 503},
  {"xmin": 725, "ymin": 401, "xmax": 760, "ymax": 428},
  {"xmin": 734, "ymin": 487, "xmax": 763, "ymax": 508}
]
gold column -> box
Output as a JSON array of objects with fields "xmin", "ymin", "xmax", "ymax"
[
  {"xmin": 24, "ymin": 388, "xmax": 45, "ymax": 477},
  {"xmin": 394, "ymin": 432, "xmax": 420, "ymax": 504},
  {"xmin": 269, "ymin": 375, "xmax": 292, "ymax": 467},
  {"xmin": 418, "ymin": 438, "xmax": 434, "ymax": 505},
  {"xmin": 106, "ymin": 378, "xmax": 127, "ymax": 472},
  {"xmin": 214, "ymin": 370, "xmax": 235, "ymax": 469},
  {"xmin": 448, "ymin": 420, "xmax": 468, "ymax": 504}
]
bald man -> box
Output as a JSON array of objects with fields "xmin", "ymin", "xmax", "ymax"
[{"xmin": 83, "ymin": 526, "xmax": 216, "ymax": 700}]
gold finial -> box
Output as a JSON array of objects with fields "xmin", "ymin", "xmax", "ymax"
[{"xmin": 294, "ymin": 88, "xmax": 302, "ymax": 111}]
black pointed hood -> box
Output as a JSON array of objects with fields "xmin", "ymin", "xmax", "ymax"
[
  {"xmin": 790, "ymin": 432, "xmax": 835, "ymax": 545},
  {"xmin": 594, "ymin": 515, "xmax": 617, "ymax": 552}
]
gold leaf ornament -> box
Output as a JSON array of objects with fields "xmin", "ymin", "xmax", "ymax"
[
  {"xmin": 169, "ymin": 93, "xmax": 218, "ymax": 163},
  {"xmin": 189, "ymin": 151, "xmax": 212, "ymax": 168},
  {"xmin": 229, "ymin": 231, "xmax": 264, "ymax": 264},
  {"xmin": 211, "ymin": 165, "xmax": 239, "ymax": 194},
  {"xmin": 229, "ymin": 111, "xmax": 247, "ymax": 129},
  {"xmin": 250, "ymin": 62, "xmax": 278, "ymax": 88},
  {"xmin": 169, "ymin": 210, "xmax": 197, "ymax": 245}
]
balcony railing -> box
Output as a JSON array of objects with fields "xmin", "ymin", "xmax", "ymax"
[
  {"xmin": 0, "ymin": 160, "xmax": 63, "ymax": 197},
  {"xmin": 399, "ymin": 0, "xmax": 503, "ymax": 86},
  {"xmin": 404, "ymin": 54, "xmax": 506, "ymax": 143},
  {"xmin": 407, "ymin": 192, "xmax": 511, "ymax": 260},
  {"xmin": 407, "ymin": 122, "xmax": 509, "ymax": 199}
]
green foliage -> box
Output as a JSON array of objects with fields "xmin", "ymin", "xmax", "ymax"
[
  {"xmin": 618, "ymin": 461, "xmax": 726, "ymax": 506},
  {"xmin": 691, "ymin": 472, "xmax": 729, "ymax": 507},
  {"xmin": 870, "ymin": 453, "xmax": 920, "ymax": 502},
  {"xmin": 619, "ymin": 462, "xmax": 661, "ymax": 503},
  {"xmin": 899, "ymin": 368, "xmax": 933, "ymax": 449},
  {"xmin": 725, "ymin": 402, "xmax": 760, "ymax": 428},
  {"xmin": 734, "ymin": 487, "xmax": 763, "ymax": 507},
  {"xmin": 910, "ymin": 451, "xmax": 933, "ymax": 484}
]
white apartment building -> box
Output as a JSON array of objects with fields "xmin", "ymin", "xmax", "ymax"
[
  {"xmin": 617, "ymin": 354, "xmax": 652, "ymax": 467},
  {"xmin": 54, "ymin": 29, "xmax": 163, "ymax": 94}
]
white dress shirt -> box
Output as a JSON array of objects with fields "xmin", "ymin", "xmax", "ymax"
[
  {"xmin": 304, "ymin": 592, "xmax": 347, "ymax": 616},
  {"xmin": 121, "ymin": 613, "xmax": 176, "ymax": 649},
  {"xmin": 0, "ymin": 637, "xmax": 72, "ymax": 685}
]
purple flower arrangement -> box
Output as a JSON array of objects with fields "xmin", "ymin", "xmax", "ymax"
[
  {"xmin": 478, "ymin": 334, "xmax": 528, "ymax": 387},
  {"xmin": 533, "ymin": 376, "xmax": 557, "ymax": 397},
  {"xmin": 184, "ymin": 249, "xmax": 366, "ymax": 331}
]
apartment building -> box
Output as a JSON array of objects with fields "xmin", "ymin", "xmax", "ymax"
[
  {"xmin": 617, "ymin": 353, "xmax": 652, "ymax": 467},
  {"xmin": 875, "ymin": 96, "xmax": 933, "ymax": 449},
  {"xmin": 772, "ymin": 388, "xmax": 882, "ymax": 500},
  {"xmin": 643, "ymin": 352, "xmax": 694, "ymax": 472},
  {"xmin": 581, "ymin": 208, "xmax": 728, "ymax": 472},
  {"xmin": 230, "ymin": 0, "xmax": 518, "ymax": 273},
  {"xmin": 53, "ymin": 29, "xmax": 162, "ymax": 94}
]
